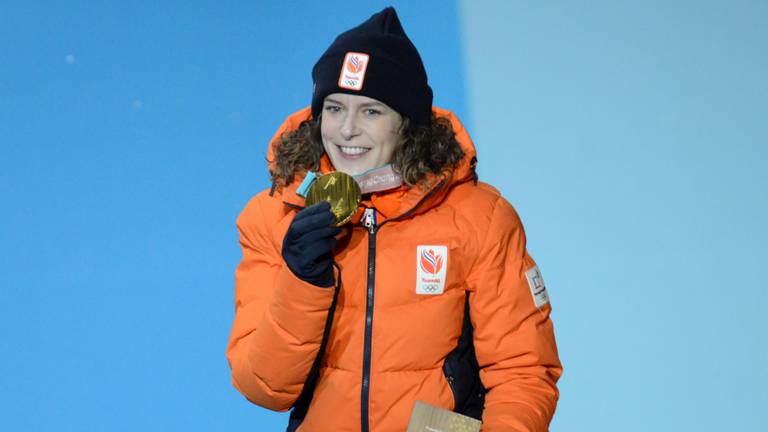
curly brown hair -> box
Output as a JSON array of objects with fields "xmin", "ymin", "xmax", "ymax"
[{"xmin": 269, "ymin": 114, "xmax": 465, "ymax": 189}]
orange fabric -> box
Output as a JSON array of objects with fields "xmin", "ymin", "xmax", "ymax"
[{"xmin": 226, "ymin": 107, "xmax": 562, "ymax": 431}]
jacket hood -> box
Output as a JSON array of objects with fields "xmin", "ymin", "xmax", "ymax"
[{"xmin": 266, "ymin": 106, "xmax": 478, "ymax": 221}]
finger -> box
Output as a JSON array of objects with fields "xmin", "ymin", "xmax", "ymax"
[
  {"xmin": 296, "ymin": 226, "xmax": 341, "ymax": 244},
  {"xmin": 302, "ymin": 238, "xmax": 337, "ymax": 262},
  {"xmin": 312, "ymin": 252, "xmax": 334, "ymax": 270},
  {"xmin": 290, "ymin": 211, "xmax": 335, "ymax": 235},
  {"xmin": 293, "ymin": 201, "xmax": 331, "ymax": 222}
]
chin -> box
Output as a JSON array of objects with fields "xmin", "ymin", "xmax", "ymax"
[
  {"xmin": 331, "ymin": 158, "xmax": 372, "ymax": 176},
  {"xmin": 336, "ymin": 166, "xmax": 366, "ymax": 176}
]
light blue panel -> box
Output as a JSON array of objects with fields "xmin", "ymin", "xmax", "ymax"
[
  {"xmin": 459, "ymin": 1, "xmax": 767, "ymax": 430},
  {"xmin": 0, "ymin": 1, "xmax": 466, "ymax": 431}
]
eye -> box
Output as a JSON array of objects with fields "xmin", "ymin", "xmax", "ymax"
[
  {"xmin": 324, "ymin": 105, "xmax": 342, "ymax": 113},
  {"xmin": 363, "ymin": 108, "xmax": 382, "ymax": 116}
]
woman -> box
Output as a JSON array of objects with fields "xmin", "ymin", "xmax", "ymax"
[{"xmin": 226, "ymin": 7, "xmax": 562, "ymax": 432}]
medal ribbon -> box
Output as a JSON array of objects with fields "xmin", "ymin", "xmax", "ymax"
[
  {"xmin": 352, "ymin": 164, "xmax": 403, "ymax": 194},
  {"xmin": 297, "ymin": 164, "xmax": 403, "ymax": 198}
]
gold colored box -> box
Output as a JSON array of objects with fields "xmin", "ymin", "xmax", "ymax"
[{"xmin": 406, "ymin": 401, "xmax": 482, "ymax": 432}]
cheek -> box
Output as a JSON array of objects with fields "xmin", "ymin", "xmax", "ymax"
[
  {"xmin": 320, "ymin": 115, "xmax": 339, "ymax": 136},
  {"xmin": 382, "ymin": 130, "xmax": 401, "ymax": 156},
  {"xmin": 320, "ymin": 121, "xmax": 334, "ymax": 148}
]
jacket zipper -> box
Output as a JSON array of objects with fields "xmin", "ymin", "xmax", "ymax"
[
  {"xmin": 361, "ymin": 208, "xmax": 377, "ymax": 432},
  {"xmin": 358, "ymin": 180, "xmax": 445, "ymax": 432}
]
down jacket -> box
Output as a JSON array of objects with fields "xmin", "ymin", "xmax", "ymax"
[{"xmin": 225, "ymin": 106, "xmax": 562, "ymax": 431}]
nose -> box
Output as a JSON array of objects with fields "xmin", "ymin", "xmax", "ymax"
[{"xmin": 340, "ymin": 112, "xmax": 359, "ymax": 140}]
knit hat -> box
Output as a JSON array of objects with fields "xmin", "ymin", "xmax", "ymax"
[{"xmin": 311, "ymin": 7, "xmax": 433, "ymax": 126}]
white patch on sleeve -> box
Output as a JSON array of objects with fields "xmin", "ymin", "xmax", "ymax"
[{"xmin": 525, "ymin": 265, "xmax": 549, "ymax": 308}]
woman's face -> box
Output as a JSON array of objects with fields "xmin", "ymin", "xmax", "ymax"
[{"xmin": 320, "ymin": 93, "xmax": 403, "ymax": 176}]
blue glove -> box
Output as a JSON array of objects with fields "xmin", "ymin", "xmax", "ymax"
[{"xmin": 281, "ymin": 201, "xmax": 341, "ymax": 288}]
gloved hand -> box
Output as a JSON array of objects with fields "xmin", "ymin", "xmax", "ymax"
[{"xmin": 281, "ymin": 201, "xmax": 341, "ymax": 288}]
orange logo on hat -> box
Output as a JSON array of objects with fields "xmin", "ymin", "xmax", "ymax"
[
  {"xmin": 346, "ymin": 55, "xmax": 366, "ymax": 73},
  {"xmin": 338, "ymin": 52, "xmax": 370, "ymax": 91}
]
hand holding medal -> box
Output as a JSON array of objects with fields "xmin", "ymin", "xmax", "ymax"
[{"xmin": 304, "ymin": 172, "xmax": 362, "ymax": 226}]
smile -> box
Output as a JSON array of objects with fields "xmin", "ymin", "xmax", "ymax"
[{"xmin": 336, "ymin": 145, "xmax": 371, "ymax": 156}]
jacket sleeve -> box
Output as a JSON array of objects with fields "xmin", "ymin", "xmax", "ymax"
[
  {"xmin": 225, "ymin": 195, "xmax": 336, "ymax": 411},
  {"xmin": 466, "ymin": 197, "xmax": 563, "ymax": 432}
]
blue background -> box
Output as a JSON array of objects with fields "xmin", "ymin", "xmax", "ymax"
[{"xmin": 1, "ymin": 1, "xmax": 765, "ymax": 430}]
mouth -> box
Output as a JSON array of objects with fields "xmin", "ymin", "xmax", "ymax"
[{"xmin": 336, "ymin": 144, "xmax": 371, "ymax": 159}]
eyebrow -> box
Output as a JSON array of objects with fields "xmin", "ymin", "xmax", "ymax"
[
  {"xmin": 359, "ymin": 102, "xmax": 386, "ymax": 109},
  {"xmin": 324, "ymin": 98, "xmax": 386, "ymax": 109}
]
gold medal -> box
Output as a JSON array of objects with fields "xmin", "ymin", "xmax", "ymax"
[{"xmin": 305, "ymin": 171, "xmax": 362, "ymax": 226}]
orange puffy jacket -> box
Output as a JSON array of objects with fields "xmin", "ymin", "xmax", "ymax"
[{"xmin": 226, "ymin": 107, "xmax": 562, "ymax": 431}]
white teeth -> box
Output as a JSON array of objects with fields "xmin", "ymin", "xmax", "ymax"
[{"xmin": 338, "ymin": 146, "xmax": 370, "ymax": 155}]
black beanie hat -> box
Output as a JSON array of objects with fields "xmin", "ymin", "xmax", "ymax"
[{"xmin": 311, "ymin": 7, "xmax": 433, "ymax": 126}]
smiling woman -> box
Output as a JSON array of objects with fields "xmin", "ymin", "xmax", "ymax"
[
  {"xmin": 320, "ymin": 94, "xmax": 401, "ymax": 176},
  {"xmin": 226, "ymin": 6, "xmax": 562, "ymax": 432}
]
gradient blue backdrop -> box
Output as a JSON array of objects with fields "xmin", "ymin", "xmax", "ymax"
[
  {"xmin": 461, "ymin": 1, "xmax": 767, "ymax": 430},
  {"xmin": 1, "ymin": 1, "xmax": 765, "ymax": 431}
]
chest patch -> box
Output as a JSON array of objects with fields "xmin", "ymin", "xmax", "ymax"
[
  {"xmin": 525, "ymin": 265, "xmax": 550, "ymax": 308},
  {"xmin": 416, "ymin": 245, "xmax": 448, "ymax": 295}
]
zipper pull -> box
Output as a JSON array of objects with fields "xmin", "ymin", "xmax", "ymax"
[{"xmin": 361, "ymin": 208, "xmax": 377, "ymax": 233}]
